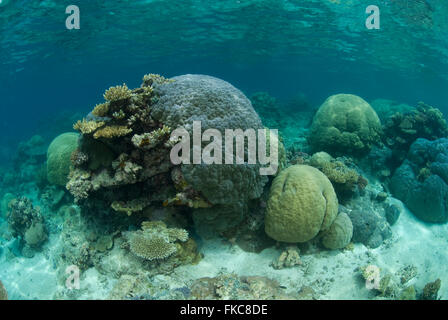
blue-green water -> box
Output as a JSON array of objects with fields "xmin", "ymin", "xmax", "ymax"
[{"xmin": 0, "ymin": 0, "xmax": 447, "ymax": 300}]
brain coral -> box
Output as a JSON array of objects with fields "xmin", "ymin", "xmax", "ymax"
[
  {"xmin": 308, "ymin": 94, "xmax": 382, "ymax": 156},
  {"xmin": 321, "ymin": 212, "xmax": 353, "ymax": 249},
  {"xmin": 265, "ymin": 165, "xmax": 338, "ymax": 243},
  {"xmin": 152, "ymin": 74, "xmax": 267, "ymax": 206},
  {"xmin": 47, "ymin": 132, "xmax": 79, "ymax": 186}
]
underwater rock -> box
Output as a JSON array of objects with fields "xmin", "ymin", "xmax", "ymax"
[
  {"xmin": 0, "ymin": 280, "xmax": 7, "ymax": 300},
  {"xmin": 390, "ymin": 138, "xmax": 448, "ymax": 223},
  {"xmin": 47, "ymin": 132, "xmax": 79, "ymax": 186},
  {"xmin": 320, "ymin": 212, "xmax": 353, "ymax": 250},
  {"xmin": 308, "ymin": 94, "xmax": 382, "ymax": 157},
  {"xmin": 347, "ymin": 207, "xmax": 391, "ymax": 249},
  {"xmin": 385, "ymin": 203, "xmax": 401, "ymax": 226},
  {"xmin": 421, "ymin": 279, "xmax": 441, "ymax": 300},
  {"xmin": 265, "ymin": 165, "xmax": 338, "ymax": 243}
]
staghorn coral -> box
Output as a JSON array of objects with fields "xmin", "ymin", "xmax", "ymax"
[
  {"xmin": 265, "ymin": 165, "xmax": 338, "ymax": 243},
  {"xmin": 73, "ymin": 119, "xmax": 105, "ymax": 134},
  {"xmin": 93, "ymin": 125, "xmax": 132, "ymax": 139},
  {"xmin": 103, "ymin": 84, "xmax": 132, "ymax": 102}
]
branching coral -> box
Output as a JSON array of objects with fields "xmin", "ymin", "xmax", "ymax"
[
  {"xmin": 131, "ymin": 126, "xmax": 171, "ymax": 150},
  {"xmin": 73, "ymin": 119, "xmax": 105, "ymax": 134},
  {"xmin": 142, "ymin": 74, "xmax": 174, "ymax": 87},
  {"xmin": 103, "ymin": 84, "xmax": 132, "ymax": 102},
  {"xmin": 93, "ymin": 125, "xmax": 132, "ymax": 139},
  {"xmin": 111, "ymin": 198, "xmax": 150, "ymax": 216},
  {"xmin": 91, "ymin": 103, "xmax": 110, "ymax": 117}
]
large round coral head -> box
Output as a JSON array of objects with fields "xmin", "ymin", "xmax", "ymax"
[{"xmin": 265, "ymin": 165, "xmax": 338, "ymax": 243}]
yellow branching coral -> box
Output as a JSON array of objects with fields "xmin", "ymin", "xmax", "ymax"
[
  {"xmin": 163, "ymin": 193, "xmax": 212, "ymax": 209},
  {"xmin": 91, "ymin": 103, "xmax": 110, "ymax": 117},
  {"xmin": 129, "ymin": 234, "xmax": 177, "ymax": 261},
  {"xmin": 142, "ymin": 73, "xmax": 174, "ymax": 87},
  {"xmin": 111, "ymin": 198, "xmax": 150, "ymax": 216},
  {"xmin": 93, "ymin": 125, "xmax": 132, "ymax": 139},
  {"xmin": 103, "ymin": 84, "xmax": 132, "ymax": 102},
  {"xmin": 73, "ymin": 119, "xmax": 105, "ymax": 134},
  {"xmin": 131, "ymin": 125, "xmax": 171, "ymax": 150}
]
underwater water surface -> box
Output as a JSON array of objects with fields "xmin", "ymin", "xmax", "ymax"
[{"xmin": 0, "ymin": 0, "xmax": 448, "ymax": 301}]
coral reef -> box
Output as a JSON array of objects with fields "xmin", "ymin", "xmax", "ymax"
[
  {"xmin": 307, "ymin": 152, "xmax": 367, "ymax": 200},
  {"xmin": 383, "ymin": 102, "xmax": 448, "ymax": 166},
  {"xmin": 0, "ymin": 280, "xmax": 7, "ymax": 300},
  {"xmin": 265, "ymin": 165, "xmax": 338, "ymax": 243},
  {"xmin": 390, "ymin": 138, "xmax": 448, "ymax": 223},
  {"xmin": 47, "ymin": 132, "xmax": 79, "ymax": 186},
  {"xmin": 66, "ymin": 74, "xmax": 266, "ymax": 239},
  {"xmin": 308, "ymin": 94, "xmax": 382, "ymax": 156},
  {"xmin": 6, "ymin": 197, "xmax": 48, "ymax": 254},
  {"xmin": 320, "ymin": 212, "xmax": 353, "ymax": 250}
]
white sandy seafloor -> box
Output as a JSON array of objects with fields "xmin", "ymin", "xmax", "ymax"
[{"xmin": 0, "ymin": 193, "xmax": 447, "ymax": 300}]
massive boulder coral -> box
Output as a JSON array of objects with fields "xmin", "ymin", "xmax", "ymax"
[
  {"xmin": 321, "ymin": 212, "xmax": 353, "ymax": 250},
  {"xmin": 390, "ymin": 138, "xmax": 448, "ymax": 223},
  {"xmin": 265, "ymin": 165, "xmax": 338, "ymax": 243},
  {"xmin": 151, "ymin": 74, "xmax": 267, "ymax": 205},
  {"xmin": 47, "ymin": 132, "xmax": 79, "ymax": 186},
  {"xmin": 308, "ymin": 94, "xmax": 382, "ymax": 156}
]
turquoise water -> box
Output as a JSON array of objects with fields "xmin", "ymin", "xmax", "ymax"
[{"xmin": 0, "ymin": 0, "xmax": 447, "ymax": 300}]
